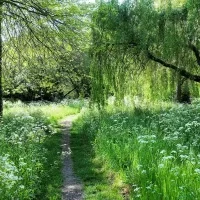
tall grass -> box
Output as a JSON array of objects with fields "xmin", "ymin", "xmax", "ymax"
[
  {"xmin": 4, "ymin": 99, "xmax": 83, "ymax": 123},
  {"xmin": 0, "ymin": 100, "xmax": 81, "ymax": 199},
  {"xmin": 73, "ymin": 101, "xmax": 200, "ymax": 199},
  {"xmin": 71, "ymin": 112, "xmax": 123, "ymax": 200}
]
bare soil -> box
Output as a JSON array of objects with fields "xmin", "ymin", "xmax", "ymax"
[{"xmin": 61, "ymin": 115, "xmax": 83, "ymax": 200}]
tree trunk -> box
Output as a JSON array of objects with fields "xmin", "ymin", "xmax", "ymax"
[
  {"xmin": 181, "ymin": 80, "xmax": 191, "ymax": 103},
  {"xmin": 176, "ymin": 74, "xmax": 191, "ymax": 103},
  {"xmin": 176, "ymin": 74, "xmax": 182, "ymax": 103},
  {"xmin": 0, "ymin": 1, "xmax": 3, "ymax": 116}
]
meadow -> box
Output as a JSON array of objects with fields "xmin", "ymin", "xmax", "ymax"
[
  {"xmin": 1, "ymin": 99, "xmax": 200, "ymax": 199},
  {"xmin": 72, "ymin": 100, "xmax": 200, "ymax": 199},
  {"xmin": 0, "ymin": 100, "xmax": 82, "ymax": 200}
]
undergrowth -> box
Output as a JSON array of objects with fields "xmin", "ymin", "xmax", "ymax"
[
  {"xmin": 72, "ymin": 101, "xmax": 200, "ymax": 199},
  {"xmin": 0, "ymin": 100, "xmax": 80, "ymax": 199}
]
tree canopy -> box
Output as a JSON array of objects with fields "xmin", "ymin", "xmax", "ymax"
[
  {"xmin": 1, "ymin": 0, "xmax": 200, "ymax": 112},
  {"xmin": 0, "ymin": 0, "xmax": 92, "ymax": 115},
  {"xmin": 91, "ymin": 0, "xmax": 200, "ymax": 105}
]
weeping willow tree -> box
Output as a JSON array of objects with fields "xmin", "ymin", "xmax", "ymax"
[{"xmin": 91, "ymin": 0, "xmax": 200, "ymax": 105}]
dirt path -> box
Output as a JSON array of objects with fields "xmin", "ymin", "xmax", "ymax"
[{"xmin": 61, "ymin": 115, "xmax": 83, "ymax": 200}]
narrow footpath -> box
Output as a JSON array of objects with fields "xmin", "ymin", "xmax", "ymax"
[{"xmin": 61, "ymin": 115, "xmax": 83, "ymax": 200}]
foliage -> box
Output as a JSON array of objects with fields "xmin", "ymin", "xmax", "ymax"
[
  {"xmin": 0, "ymin": 101, "xmax": 79, "ymax": 199},
  {"xmin": 0, "ymin": 0, "xmax": 64, "ymax": 114},
  {"xmin": 2, "ymin": 0, "xmax": 92, "ymax": 101},
  {"xmin": 91, "ymin": 0, "xmax": 200, "ymax": 105},
  {"xmin": 73, "ymin": 101, "xmax": 200, "ymax": 199}
]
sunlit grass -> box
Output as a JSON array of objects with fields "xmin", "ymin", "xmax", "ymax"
[
  {"xmin": 71, "ymin": 116, "xmax": 124, "ymax": 200},
  {"xmin": 73, "ymin": 101, "xmax": 200, "ymax": 199},
  {"xmin": 0, "ymin": 100, "xmax": 81, "ymax": 199},
  {"xmin": 3, "ymin": 100, "xmax": 82, "ymax": 120}
]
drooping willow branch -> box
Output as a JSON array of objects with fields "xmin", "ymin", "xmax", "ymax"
[
  {"xmin": 188, "ymin": 43, "xmax": 200, "ymax": 66},
  {"xmin": 147, "ymin": 51, "xmax": 200, "ymax": 82},
  {"xmin": 95, "ymin": 41, "xmax": 200, "ymax": 83}
]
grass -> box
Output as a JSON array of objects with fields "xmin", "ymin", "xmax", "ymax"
[
  {"xmin": 0, "ymin": 100, "xmax": 81, "ymax": 199},
  {"xmin": 72, "ymin": 101, "xmax": 200, "ymax": 199},
  {"xmin": 3, "ymin": 98, "xmax": 199, "ymax": 199},
  {"xmin": 71, "ymin": 115, "xmax": 124, "ymax": 200},
  {"xmin": 4, "ymin": 99, "xmax": 83, "ymax": 124}
]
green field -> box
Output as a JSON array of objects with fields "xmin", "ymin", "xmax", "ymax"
[
  {"xmin": 72, "ymin": 101, "xmax": 200, "ymax": 199},
  {"xmin": 1, "ymin": 99, "xmax": 200, "ymax": 199}
]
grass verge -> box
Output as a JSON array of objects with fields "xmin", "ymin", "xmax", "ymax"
[
  {"xmin": 72, "ymin": 102, "xmax": 200, "ymax": 199},
  {"xmin": 0, "ymin": 100, "xmax": 81, "ymax": 199},
  {"xmin": 71, "ymin": 115, "xmax": 124, "ymax": 200}
]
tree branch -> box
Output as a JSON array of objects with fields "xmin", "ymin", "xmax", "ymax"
[
  {"xmin": 63, "ymin": 88, "xmax": 76, "ymax": 97},
  {"xmin": 4, "ymin": 0, "xmax": 51, "ymax": 16},
  {"xmin": 188, "ymin": 43, "xmax": 200, "ymax": 66},
  {"xmin": 147, "ymin": 51, "xmax": 200, "ymax": 83},
  {"xmin": 98, "ymin": 42, "xmax": 200, "ymax": 83}
]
